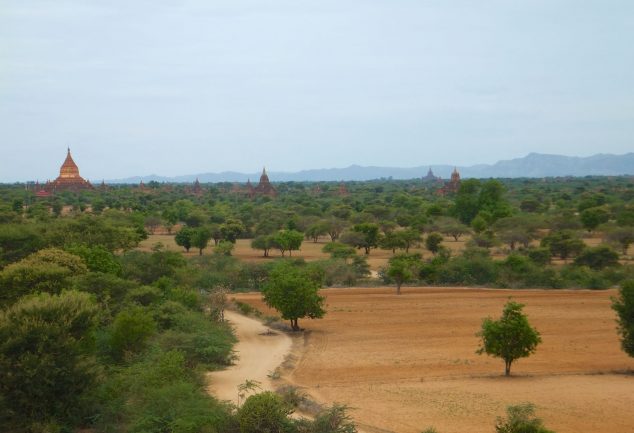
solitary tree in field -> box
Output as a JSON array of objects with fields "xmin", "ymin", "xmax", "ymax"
[
  {"xmin": 386, "ymin": 253, "xmax": 420, "ymax": 295},
  {"xmin": 612, "ymin": 280, "xmax": 634, "ymax": 357},
  {"xmin": 477, "ymin": 300, "xmax": 541, "ymax": 376},
  {"xmin": 262, "ymin": 261, "xmax": 325, "ymax": 331}
]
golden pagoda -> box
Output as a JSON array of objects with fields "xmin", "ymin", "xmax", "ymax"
[{"xmin": 45, "ymin": 148, "xmax": 94, "ymax": 193}]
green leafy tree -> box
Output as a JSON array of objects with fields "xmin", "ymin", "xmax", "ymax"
[
  {"xmin": 605, "ymin": 227, "xmax": 634, "ymax": 254},
  {"xmin": 220, "ymin": 219, "xmax": 246, "ymax": 243},
  {"xmin": 273, "ymin": 229, "xmax": 304, "ymax": 257},
  {"xmin": 174, "ymin": 226, "xmax": 194, "ymax": 252},
  {"xmin": 574, "ymin": 245, "xmax": 619, "ymax": 270},
  {"xmin": 425, "ymin": 232, "xmax": 444, "ymax": 254},
  {"xmin": 437, "ymin": 217, "xmax": 470, "ymax": 241},
  {"xmin": 541, "ymin": 230, "xmax": 586, "ymax": 261},
  {"xmin": 252, "ymin": 235, "xmax": 275, "ymax": 257},
  {"xmin": 495, "ymin": 403, "xmax": 555, "ymax": 433},
  {"xmin": 386, "ymin": 253, "xmax": 421, "ymax": 295},
  {"xmin": 66, "ymin": 244, "xmax": 122, "ymax": 275},
  {"xmin": 214, "ymin": 240, "xmax": 235, "ymax": 256},
  {"xmin": 379, "ymin": 231, "xmax": 407, "ymax": 253},
  {"xmin": 306, "ymin": 222, "xmax": 329, "ymax": 243},
  {"xmin": 0, "ymin": 291, "xmax": 99, "ymax": 430},
  {"xmin": 342, "ymin": 223, "xmax": 380, "ymax": 255},
  {"xmin": 322, "ymin": 242, "xmax": 357, "ymax": 261},
  {"xmin": 612, "ymin": 280, "xmax": 634, "ymax": 357},
  {"xmin": 191, "ymin": 226, "xmax": 212, "ymax": 255},
  {"xmin": 477, "ymin": 300, "xmax": 542, "ymax": 376},
  {"xmin": 262, "ymin": 261, "xmax": 325, "ymax": 331},
  {"xmin": 580, "ymin": 207, "xmax": 610, "ymax": 232}
]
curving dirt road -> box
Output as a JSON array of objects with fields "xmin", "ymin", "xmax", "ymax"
[{"xmin": 206, "ymin": 310, "xmax": 292, "ymax": 404}]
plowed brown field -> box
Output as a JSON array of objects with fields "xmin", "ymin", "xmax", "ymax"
[{"xmin": 232, "ymin": 287, "xmax": 634, "ymax": 433}]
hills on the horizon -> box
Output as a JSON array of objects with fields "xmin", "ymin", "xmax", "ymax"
[{"xmin": 107, "ymin": 152, "xmax": 634, "ymax": 184}]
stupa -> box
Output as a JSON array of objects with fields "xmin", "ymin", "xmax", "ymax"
[
  {"xmin": 44, "ymin": 148, "xmax": 93, "ymax": 193},
  {"xmin": 254, "ymin": 168, "xmax": 277, "ymax": 197}
]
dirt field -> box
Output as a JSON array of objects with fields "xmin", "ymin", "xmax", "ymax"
[{"xmin": 232, "ymin": 287, "xmax": 634, "ymax": 433}]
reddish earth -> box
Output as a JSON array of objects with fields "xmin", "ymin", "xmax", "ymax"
[{"xmin": 232, "ymin": 287, "xmax": 634, "ymax": 433}]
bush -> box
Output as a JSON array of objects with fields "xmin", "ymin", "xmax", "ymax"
[
  {"xmin": 238, "ymin": 391, "xmax": 294, "ymax": 433},
  {"xmin": 95, "ymin": 350, "xmax": 235, "ymax": 433},
  {"xmin": 495, "ymin": 403, "xmax": 555, "ymax": 433},
  {"xmin": 109, "ymin": 307, "xmax": 156, "ymax": 361},
  {"xmin": 0, "ymin": 291, "xmax": 99, "ymax": 431},
  {"xmin": 574, "ymin": 245, "xmax": 620, "ymax": 270}
]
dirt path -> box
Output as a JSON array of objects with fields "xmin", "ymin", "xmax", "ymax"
[{"xmin": 206, "ymin": 310, "xmax": 292, "ymax": 404}]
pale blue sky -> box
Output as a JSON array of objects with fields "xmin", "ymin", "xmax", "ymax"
[{"xmin": 1, "ymin": 1, "xmax": 633, "ymax": 181}]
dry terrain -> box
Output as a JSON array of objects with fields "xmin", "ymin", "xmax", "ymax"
[
  {"xmin": 206, "ymin": 310, "xmax": 291, "ymax": 404},
  {"xmin": 232, "ymin": 287, "xmax": 634, "ymax": 433}
]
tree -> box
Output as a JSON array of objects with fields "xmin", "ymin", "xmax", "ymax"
[
  {"xmin": 66, "ymin": 244, "xmax": 122, "ymax": 275},
  {"xmin": 574, "ymin": 245, "xmax": 619, "ymax": 270},
  {"xmin": 191, "ymin": 226, "xmax": 212, "ymax": 255},
  {"xmin": 386, "ymin": 254, "xmax": 420, "ymax": 295},
  {"xmin": 477, "ymin": 300, "xmax": 541, "ymax": 376},
  {"xmin": 541, "ymin": 230, "xmax": 585, "ymax": 261},
  {"xmin": 305, "ymin": 222, "xmax": 329, "ymax": 243},
  {"xmin": 262, "ymin": 261, "xmax": 325, "ymax": 331},
  {"xmin": 322, "ymin": 242, "xmax": 357, "ymax": 261},
  {"xmin": 605, "ymin": 227, "xmax": 634, "ymax": 254},
  {"xmin": 325, "ymin": 217, "xmax": 347, "ymax": 242},
  {"xmin": 174, "ymin": 226, "xmax": 194, "ymax": 252},
  {"xmin": 612, "ymin": 280, "xmax": 634, "ymax": 357},
  {"xmin": 425, "ymin": 232, "xmax": 444, "ymax": 254},
  {"xmin": 273, "ymin": 229, "xmax": 304, "ymax": 257},
  {"xmin": 220, "ymin": 219, "xmax": 245, "ymax": 243},
  {"xmin": 214, "ymin": 240, "xmax": 234, "ymax": 256},
  {"xmin": 0, "ymin": 291, "xmax": 99, "ymax": 430},
  {"xmin": 580, "ymin": 207, "xmax": 609, "ymax": 232},
  {"xmin": 436, "ymin": 217, "xmax": 470, "ymax": 241},
  {"xmin": 495, "ymin": 403, "xmax": 555, "ymax": 433},
  {"xmin": 342, "ymin": 223, "xmax": 380, "ymax": 255},
  {"xmin": 252, "ymin": 235, "xmax": 275, "ymax": 257},
  {"xmin": 379, "ymin": 231, "xmax": 407, "ymax": 253}
]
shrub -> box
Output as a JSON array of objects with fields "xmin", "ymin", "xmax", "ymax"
[
  {"xmin": 109, "ymin": 307, "xmax": 156, "ymax": 361},
  {"xmin": 238, "ymin": 391, "xmax": 294, "ymax": 433},
  {"xmin": 495, "ymin": 403, "xmax": 555, "ymax": 433},
  {"xmin": 0, "ymin": 291, "xmax": 99, "ymax": 431}
]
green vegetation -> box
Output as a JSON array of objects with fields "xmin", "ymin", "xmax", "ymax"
[
  {"xmin": 612, "ymin": 280, "xmax": 634, "ymax": 357},
  {"xmin": 495, "ymin": 403, "xmax": 555, "ymax": 433},
  {"xmin": 0, "ymin": 174, "xmax": 633, "ymax": 431},
  {"xmin": 477, "ymin": 300, "xmax": 542, "ymax": 376},
  {"xmin": 262, "ymin": 261, "xmax": 326, "ymax": 331}
]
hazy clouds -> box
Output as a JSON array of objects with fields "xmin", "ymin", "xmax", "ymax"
[{"xmin": 1, "ymin": 1, "xmax": 633, "ymax": 181}]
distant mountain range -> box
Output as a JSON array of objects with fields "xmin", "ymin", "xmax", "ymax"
[{"xmin": 107, "ymin": 153, "xmax": 634, "ymax": 184}]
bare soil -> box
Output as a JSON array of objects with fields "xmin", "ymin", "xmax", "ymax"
[
  {"xmin": 206, "ymin": 310, "xmax": 292, "ymax": 404},
  {"xmin": 232, "ymin": 287, "xmax": 634, "ymax": 433}
]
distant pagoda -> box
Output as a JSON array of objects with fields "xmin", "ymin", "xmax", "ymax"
[
  {"xmin": 38, "ymin": 148, "xmax": 93, "ymax": 194},
  {"xmin": 437, "ymin": 167, "xmax": 461, "ymax": 195},
  {"xmin": 422, "ymin": 167, "xmax": 441, "ymax": 182},
  {"xmin": 253, "ymin": 168, "xmax": 277, "ymax": 197}
]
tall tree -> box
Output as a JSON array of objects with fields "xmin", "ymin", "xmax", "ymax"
[{"xmin": 386, "ymin": 254, "xmax": 421, "ymax": 295}]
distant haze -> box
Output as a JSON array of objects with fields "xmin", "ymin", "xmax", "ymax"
[{"xmin": 1, "ymin": 1, "xmax": 633, "ymax": 182}]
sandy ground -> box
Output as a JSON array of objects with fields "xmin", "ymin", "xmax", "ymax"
[
  {"xmin": 206, "ymin": 310, "xmax": 292, "ymax": 405},
  {"xmin": 233, "ymin": 287, "xmax": 634, "ymax": 433}
]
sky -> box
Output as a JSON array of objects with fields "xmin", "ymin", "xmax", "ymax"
[{"xmin": 1, "ymin": 0, "xmax": 633, "ymax": 182}]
